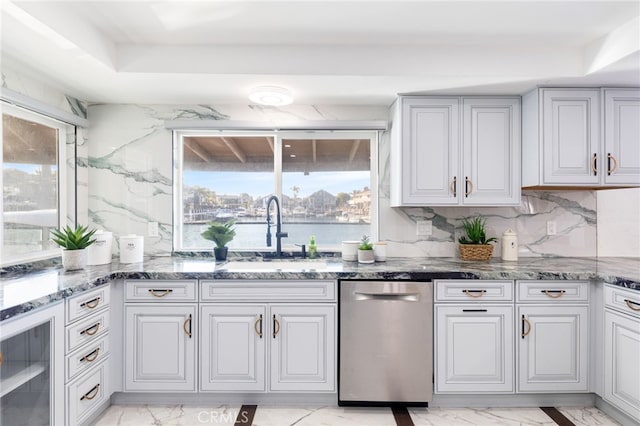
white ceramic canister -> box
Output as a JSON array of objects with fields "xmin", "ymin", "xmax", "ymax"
[
  {"xmin": 501, "ymin": 229, "xmax": 518, "ymax": 261},
  {"xmin": 374, "ymin": 242, "xmax": 387, "ymax": 261},
  {"xmin": 87, "ymin": 230, "xmax": 113, "ymax": 265},
  {"xmin": 119, "ymin": 235, "xmax": 144, "ymax": 263},
  {"xmin": 341, "ymin": 241, "xmax": 359, "ymax": 261}
]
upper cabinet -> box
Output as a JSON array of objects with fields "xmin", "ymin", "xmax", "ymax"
[
  {"xmin": 390, "ymin": 96, "xmax": 521, "ymax": 206},
  {"xmin": 522, "ymin": 88, "xmax": 640, "ymax": 187}
]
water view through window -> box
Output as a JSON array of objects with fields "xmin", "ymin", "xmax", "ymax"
[{"xmin": 179, "ymin": 132, "xmax": 373, "ymax": 250}]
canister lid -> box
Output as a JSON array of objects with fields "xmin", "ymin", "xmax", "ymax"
[{"xmin": 503, "ymin": 228, "xmax": 517, "ymax": 236}]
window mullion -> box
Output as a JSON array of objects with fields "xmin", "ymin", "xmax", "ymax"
[{"xmin": 274, "ymin": 132, "xmax": 283, "ymax": 199}]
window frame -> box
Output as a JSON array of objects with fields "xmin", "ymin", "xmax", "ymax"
[
  {"xmin": 1, "ymin": 103, "xmax": 70, "ymax": 265},
  {"xmin": 173, "ymin": 129, "xmax": 378, "ymax": 252}
]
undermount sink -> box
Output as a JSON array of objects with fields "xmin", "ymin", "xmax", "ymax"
[{"xmin": 219, "ymin": 260, "xmax": 330, "ymax": 271}]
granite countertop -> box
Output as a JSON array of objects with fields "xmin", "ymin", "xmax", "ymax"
[{"xmin": 1, "ymin": 256, "xmax": 639, "ymax": 323}]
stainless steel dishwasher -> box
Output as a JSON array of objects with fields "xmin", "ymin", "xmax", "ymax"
[{"xmin": 339, "ymin": 280, "xmax": 433, "ymax": 406}]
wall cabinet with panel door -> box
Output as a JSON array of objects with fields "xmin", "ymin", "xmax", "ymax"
[
  {"xmin": 390, "ymin": 96, "xmax": 520, "ymax": 206},
  {"xmin": 516, "ymin": 281, "xmax": 589, "ymax": 393},
  {"xmin": 603, "ymin": 285, "xmax": 640, "ymax": 422},
  {"xmin": 124, "ymin": 280, "xmax": 197, "ymax": 392},
  {"xmin": 199, "ymin": 280, "xmax": 336, "ymax": 393},
  {"xmin": 522, "ymin": 87, "xmax": 640, "ymax": 187},
  {"xmin": 434, "ymin": 280, "xmax": 514, "ymax": 393}
]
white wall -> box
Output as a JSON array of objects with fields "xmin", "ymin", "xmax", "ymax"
[{"xmin": 597, "ymin": 188, "xmax": 640, "ymax": 257}]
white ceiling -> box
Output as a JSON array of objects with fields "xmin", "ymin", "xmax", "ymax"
[{"xmin": 2, "ymin": 0, "xmax": 639, "ymax": 106}]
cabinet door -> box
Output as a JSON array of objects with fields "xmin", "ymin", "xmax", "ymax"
[
  {"xmin": 542, "ymin": 89, "xmax": 600, "ymax": 184},
  {"xmin": 603, "ymin": 89, "xmax": 640, "ymax": 185},
  {"xmin": 462, "ymin": 98, "xmax": 520, "ymax": 205},
  {"xmin": 125, "ymin": 305, "xmax": 196, "ymax": 391},
  {"xmin": 270, "ymin": 305, "xmax": 335, "ymax": 392},
  {"xmin": 604, "ymin": 309, "xmax": 640, "ymax": 422},
  {"xmin": 518, "ymin": 305, "xmax": 588, "ymax": 392},
  {"xmin": 200, "ymin": 305, "xmax": 266, "ymax": 392},
  {"xmin": 398, "ymin": 98, "xmax": 459, "ymax": 205},
  {"xmin": 435, "ymin": 305, "xmax": 514, "ymax": 393}
]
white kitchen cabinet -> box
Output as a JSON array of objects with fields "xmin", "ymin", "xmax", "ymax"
[
  {"xmin": 270, "ymin": 305, "xmax": 336, "ymax": 392},
  {"xmin": 522, "ymin": 87, "xmax": 640, "ymax": 187},
  {"xmin": 435, "ymin": 305, "xmax": 514, "ymax": 393},
  {"xmin": 517, "ymin": 305, "xmax": 589, "ymax": 392},
  {"xmin": 200, "ymin": 305, "xmax": 266, "ymax": 392},
  {"xmin": 125, "ymin": 305, "xmax": 196, "ymax": 392},
  {"xmin": 603, "ymin": 88, "xmax": 640, "ymax": 185},
  {"xmin": 391, "ymin": 96, "xmax": 520, "ymax": 206}
]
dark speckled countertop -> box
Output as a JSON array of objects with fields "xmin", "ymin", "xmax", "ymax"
[{"xmin": 1, "ymin": 256, "xmax": 639, "ymax": 322}]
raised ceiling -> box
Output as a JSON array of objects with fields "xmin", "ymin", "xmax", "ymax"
[{"xmin": 1, "ymin": 0, "xmax": 639, "ymax": 105}]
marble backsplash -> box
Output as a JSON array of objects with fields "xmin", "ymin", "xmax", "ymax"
[{"xmin": 86, "ymin": 103, "xmax": 598, "ymax": 258}]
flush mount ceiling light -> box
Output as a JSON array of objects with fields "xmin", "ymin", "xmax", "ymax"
[{"xmin": 249, "ymin": 86, "xmax": 293, "ymax": 106}]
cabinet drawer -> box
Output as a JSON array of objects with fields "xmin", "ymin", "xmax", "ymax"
[
  {"xmin": 125, "ymin": 280, "xmax": 197, "ymax": 302},
  {"xmin": 66, "ymin": 310, "xmax": 110, "ymax": 353},
  {"xmin": 66, "ymin": 358, "xmax": 109, "ymax": 426},
  {"xmin": 201, "ymin": 280, "xmax": 336, "ymax": 302},
  {"xmin": 605, "ymin": 285, "xmax": 640, "ymax": 318},
  {"xmin": 66, "ymin": 285, "xmax": 110, "ymax": 324},
  {"xmin": 66, "ymin": 333, "xmax": 110, "ymax": 382},
  {"xmin": 434, "ymin": 280, "xmax": 513, "ymax": 302},
  {"xmin": 516, "ymin": 280, "xmax": 589, "ymax": 303}
]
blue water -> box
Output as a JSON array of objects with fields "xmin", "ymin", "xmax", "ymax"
[{"xmin": 184, "ymin": 221, "xmax": 369, "ymax": 250}]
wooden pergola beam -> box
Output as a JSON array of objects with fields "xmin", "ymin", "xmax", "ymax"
[
  {"xmin": 312, "ymin": 139, "xmax": 317, "ymax": 163},
  {"xmin": 348, "ymin": 139, "xmax": 361, "ymax": 163},
  {"xmin": 222, "ymin": 136, "xmax": 247, "ymax": 163},
  {"xmin": 184, "ymin": 139, "xmax": 211, "ymax": 163}
]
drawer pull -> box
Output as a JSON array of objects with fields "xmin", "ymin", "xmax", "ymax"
[
  {"xmin": 80, "ymin": 297, "xmax": 101, "ymax": 309},
  {"xmin": 80, "ymin": 384, "xmax": 100, "ymax": 401},
  {"xmin": 148, "ymin": 289, "xmax": 173, "ymax": 297},
  {"xmin": 464, "ymin": 177, "xmax": 473, "ymax": 197},
  {"xmin": 608, "ymin": 153, "xmax": 618, "ymax": 176},
  {"xmin": 591, "ymin": 153, "xmax": 597, "ymax": 176},
  {"xmin": 80, "ymin": 323, "xmax": 100, "ymax": 336},
  {"xmin": 542, "ymin": 289, "xmax": 566, "ymax": 299},
  {"xmin": 463, "ymin": 289, "xmax": 486, "ymax": 298},
  {"xmin": 183, "ymin": 314, "xmax": 192, "ymax": 338},
  {"xmin": 254, "ymin": 314, "xmax": 263, "ymax": 338},
  {"xmin": 521, "ymin": 315, "xmax": 531, "ymax": 339},
  {"xmin": 462, "ymin": 309, "xmax": 487, "ymax": 312},
  {"xmin": 273, "ymin": 315, "xmax": 280, "ymax": 338},
  {"xmin": 625, "ymin": 299, "xmax": 640, "ymax": 311},
  {"xmin": 80, "ymin": 348, "xmax": 100, "ymax": 363},
  {"xmin": 450, "ymin": 176, "xmax": 457, "ymax": 197}
]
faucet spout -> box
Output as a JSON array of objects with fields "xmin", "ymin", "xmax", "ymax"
[{"xmin": 266, "ymin": 195, "xmax": 288, "ymax": 257}]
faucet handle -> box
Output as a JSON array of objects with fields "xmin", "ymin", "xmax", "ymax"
[
  {"xmin": 276, "ymin": 231, "xmax": 288, "ymax": 238},
  {"xmin": 295, "ymin": 244, "xmax": 306, "ymax": 258}
]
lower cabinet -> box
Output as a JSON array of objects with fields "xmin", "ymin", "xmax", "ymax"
[
  {"xmin": 517, "ymin": 305, "xmax": 589, "ymax": 392},
  {"xmin": 125, "ymin": 305, "xmax": 196, "ymax": 392},
  {"xmin": 200, "ymin": 303, "xmax": 335, "ymax": 393},
  {"xmin": 435, "ymin": 305, "xmax": 514, "ymax": 393}
]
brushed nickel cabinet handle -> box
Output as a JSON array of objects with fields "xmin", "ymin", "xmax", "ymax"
[
  {"xmin": 463, "ymin": 289, "xmax": 486, "ymax": 298},
  {"xmin": 608, "ymin": 153, "xmax": 618, "ymax": 175},
  {"xmin": 254, "ymin": 314, "xmax": 263, "ymax": 338},
  {"xmin": 273, "ymin": 315, "xmax": 280, "ymax": 338},
  {"xmin": 80, "ymin": 384, "xmax": 100, "ymax": 401},
  {"xmin": 80, "ymin": 322, "xmax": 100, "ymax": 336},
  {"xmin": 451, "ymin": 176, "xmax": 457, "ymax": 197},
  {"xmin": 183, "ymin": 314, "xmax": 192, "ymax": 338},
  {"xmin": 80, "ymin": 297, "xmax": 100, "ymax": 309},
  {"xmin": 625, "ymin": 299, "xmax": 640, "ymax": 312},
  {"xmin": 80, "ymin": 348, "xmax": 100, "ymax": 363},
  {"xmin": 542, "ymin": 289, "xmax": 566, "ymax": 299},
  {"xmin": 148, "ymin": 289, "xmax": 173, "ymax": 297},
  {"xmin": 591, "ymin": 153, "xmax": 597, "ymax": 176},
  {"xmin": 521, "ymin": 315, "xmax": 531, "ymax": 339}
]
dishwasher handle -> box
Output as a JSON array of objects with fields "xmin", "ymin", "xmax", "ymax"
[{"xmin": 354, "ymin": 291, "xmax": 419, "ymax": 302}]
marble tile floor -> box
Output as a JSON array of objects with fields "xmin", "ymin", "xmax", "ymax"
[{"xmin": 91, "ymin": 405, "xmax": 621, "ymax": 426}]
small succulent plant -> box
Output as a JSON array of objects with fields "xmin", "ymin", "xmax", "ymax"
[
  {"xmin": 50, "ymin": 225, "xmax": 97, "ymax": 250},
  {"xmin": 201, "ymin": 220, "xmax": 236, "ymax": 249},
  {"xmin": 359, "ymin": 234, "xmax": 373, "ymax": 250},
  {"xmin": 458, "ymin": 217, "xmax": 497, "ymax": 245}
]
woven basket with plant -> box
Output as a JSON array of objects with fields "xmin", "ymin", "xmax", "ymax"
[{"xmin": 458, "ymin": 217, "xmax": 496, "ymax": 261}]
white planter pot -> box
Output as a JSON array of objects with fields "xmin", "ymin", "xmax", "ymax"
[
  {"xmin": 62, "ymin": 249, "xmax": 88, "ymax": 270},
  {"xmin": 357, "ymin": 249, "xmax": 375, "ymax": 264}
]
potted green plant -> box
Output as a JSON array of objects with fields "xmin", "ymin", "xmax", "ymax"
[
  {"xmin": 201, "ymin": 220, "xmax": 236, "ymax": 261},
  {"xmin": 357, "ymin": 234, "xmax": 375, "ymax": 264},
  {"xmin": 458, "ymin": 216, "xmax": 497, "ymax": 260},
  {"xmin": 50, "ymin": 225, "xmax": 98, "ymax": 270}
]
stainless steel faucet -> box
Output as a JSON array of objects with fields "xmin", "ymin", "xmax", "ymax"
[{"xmin": 266, "ymin": 195, "xmax": 288, "ymax": 257}]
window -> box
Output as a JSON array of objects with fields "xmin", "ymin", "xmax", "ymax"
[
  {"xmin": 2, "ymin": 104, "xmax": 70, "ymax": 264},
  {"xmin": 174, "ymin": 130, "xmax": 377, "ymax": 251}
]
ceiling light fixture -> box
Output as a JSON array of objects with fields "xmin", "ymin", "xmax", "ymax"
[{"xmin": 249, "ymin": 86, "xmax": 293, "ymax": 106}]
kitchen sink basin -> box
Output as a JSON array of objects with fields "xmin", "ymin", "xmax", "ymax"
[{"xmin": 219, "ymin": 260, "xmax": 331, "ymax": 271}]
